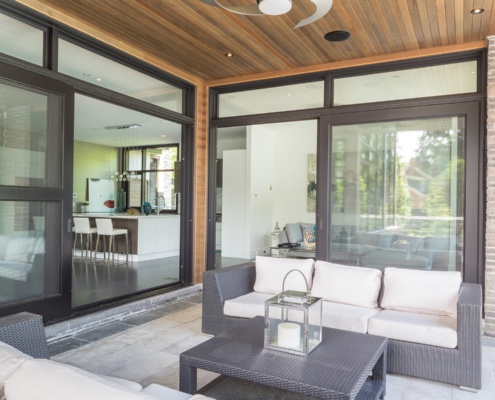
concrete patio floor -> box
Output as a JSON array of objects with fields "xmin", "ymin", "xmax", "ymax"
[{"xmin": 49, "ymin": 293, "xmax": 495, "ymax": 400}]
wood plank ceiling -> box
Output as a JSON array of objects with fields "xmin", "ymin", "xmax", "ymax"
[{"xmin": 18, "ymin": 0, "xmax": 495, "ymax": 81}]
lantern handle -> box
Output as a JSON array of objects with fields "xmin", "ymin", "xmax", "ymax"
[{"xmin": 282, "ymin": 269, "xmax": 310, "ymax": 299}]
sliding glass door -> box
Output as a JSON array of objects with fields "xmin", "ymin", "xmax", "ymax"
[
  {"xmin": 0, "ymin": 62, "xmax": 74, "ymax": 321},
  {"xmin": 319, "ymin": 102, "xmax": 481, "ymax": 281}
]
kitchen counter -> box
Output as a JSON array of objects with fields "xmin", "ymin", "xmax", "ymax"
[{"xmin": 73, "ymin": 213, "xmax": 180, "ymax": 261}]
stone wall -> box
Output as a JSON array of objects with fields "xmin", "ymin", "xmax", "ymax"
[{"xmin": 485, "ymin": 36, "xmax": 495, "ymax": 337}]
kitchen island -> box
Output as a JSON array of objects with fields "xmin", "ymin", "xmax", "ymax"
[{"xmin": 73, "ymin": 213, "xmax": 180, "ymax": 261}]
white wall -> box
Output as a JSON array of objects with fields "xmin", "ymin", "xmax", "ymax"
[
  {"xmin": 247, "ymin": 125, "xmax": 275, "ymax": 257},
  {"xmin": 272, "ymin": 121, "xmax": 318, "ymax": 228},
  {"xmin": 221, "ymin": 149, "xmax": 247, "ymax": 258}
]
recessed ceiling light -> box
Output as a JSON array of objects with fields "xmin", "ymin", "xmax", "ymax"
[
  {"xmin": 324, "ymin": 30, "xmax": 351, "ymax": 42},
  {"xmin": 96, "ymin": 78, "xmax": 102, "ymax": 82},
  {"xmin": 104, "ymin": 123, "xmax": 141, "ymax": 130},
  {"xmin": 470, "ymin": 8, "xmax": 484, "ymax": 14},
  {"xmin": 225, "ymin": 52, "xmax": 235, "ymax": 58},
  {"xmin": 161, "ymin": 134, "xmax": 167, "ymax": 138}
]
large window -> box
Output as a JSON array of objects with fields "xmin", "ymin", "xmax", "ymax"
[{"xmin": 330, "ymin": 117, "xmax": 465, "ymax": 272}]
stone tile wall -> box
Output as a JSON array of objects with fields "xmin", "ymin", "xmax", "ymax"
[{"xmin": 485, "ymin": 36, "xmax": 495, "ymax": 337}]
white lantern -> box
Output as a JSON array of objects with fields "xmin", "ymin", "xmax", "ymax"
[{"xmin": 264, "ymin": 269, "xmax": 322, "ymax": 356}]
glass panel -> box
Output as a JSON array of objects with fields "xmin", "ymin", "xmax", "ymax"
[
  {"xmin": 333, "ymin": 61, "xmax": 477, "ymax": 106},
  {"xmin": 0, "ymin": 14, "xmax": 44, "ymax": 66},
  {"xmin": 330, "ymin": 117, "xmax": 465, "ymax": 272},
  {"xmin": 219, "ymin": 81, "xmax": 324, "ymax": 118},
  {"xmin": 72, "ymin": 95, "xmax": 182, "ymax": 308},
  {"xmin": 143, "ymin": 171, "xmax": 177, "ymax": 211},
  {"xmin": 59, "ymin": 40, "xmax": 183, "ymax": 113},
  {"xmin": 0, "ymin": 201, "xmax": 60, "ymax": 306},
  {"xmin": 0, "ymin": 80, "xmax": 62, "ymax": 188},
  {"xmin": 145, "ymin": 146, "xmax": 178, "ymax": 170},
  {"xmin": 215, "ymin": 121, "xmax": 317, "ymax": 268}
]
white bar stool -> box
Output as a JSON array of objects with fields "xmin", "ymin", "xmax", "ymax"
[
  {"xmin": 94, "ymin": 218, "xmax": 129, "ymax": 262},
  {"xmin": 73, "ymin": 217, "xmax": 97, "ymax": 259}
]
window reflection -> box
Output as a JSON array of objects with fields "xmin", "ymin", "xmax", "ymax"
[{"xmin": 331, "ymin": 118, "xmax": 464, "ymax": 272}]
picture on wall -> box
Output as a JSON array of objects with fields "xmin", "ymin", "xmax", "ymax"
[{"xmin": 307, "ymin": 153, "xmax": 317, "ymax": 212}]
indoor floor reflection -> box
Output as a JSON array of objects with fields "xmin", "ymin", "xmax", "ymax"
[{"xmin": 72, "ymin": 256, "xmax": 180, "ymax": 308}]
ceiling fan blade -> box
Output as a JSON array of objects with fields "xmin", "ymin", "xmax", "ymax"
[
  {"xmin": 200, "ymin": 0, "xmax": 264, "ymax": 16},
  {"xmin": 294, "ymin": 0, "xmax": 333, "ymax": 28}
]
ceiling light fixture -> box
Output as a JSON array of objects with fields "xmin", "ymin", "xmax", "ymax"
[
  {"xmin": 258, "ymin": 0, "xmax": 292, "ymax": 16},
  {"xmin": 200, "ymin": 0, "xmax": 333, "ymax": 28},
  {"xmin": 470, "ymin": 8, "xmax": 484, "ymax": 14},
  {"xmin": 225, "ymin": 51, "xmax": 235, "ymax": 58}
]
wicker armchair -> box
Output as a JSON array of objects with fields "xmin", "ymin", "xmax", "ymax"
[{"xmin": 202, "ymin": 264, "xmax": 482, "ymax": 390}]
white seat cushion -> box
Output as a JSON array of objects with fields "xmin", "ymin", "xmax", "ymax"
[
  {"xmin": 254, "ymin": 256, "xmax": 314, "ymax": 294},
  {"xmin": 381, "ymin": 267, "xmax": 462, "ymax": 317},
  {"xmin": 311, "ymin": 261, "xmax": 382, "ymax": 308},
  {"xmin": 224, "ymin": 292, "xmax": 273, "ymax": 319},
  {"xmin": 368, "ymin": 309, "xmax": 457, "ymax": 348},
  {"xmin": 321, "ymin": 301, "xmax": 381, "ymax": 333}
]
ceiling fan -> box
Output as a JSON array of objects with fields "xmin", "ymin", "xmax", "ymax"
[{"xmin": 200, "ymin": 0, "xmax": 333, "ymax": 28}]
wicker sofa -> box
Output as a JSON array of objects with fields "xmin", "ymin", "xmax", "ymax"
[
  {"xmin": 202, "ymin": 257, "xmax": 482, "ymax": 390},
  {"xmin": 0, "ymin": 312, "xmax": 212, "ymax": 400}
]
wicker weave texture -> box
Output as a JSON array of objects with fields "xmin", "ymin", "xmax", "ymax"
[
  {"xmin": 0, "ymin": 312, "xmax": 49, "ymax": 359},
  {"xmin": 183, "ymin": 316, "xmax": 387, "ymax": 400},
  {"xmin": 201, "ymin": 265, "xmax": 482, "ymax": 390}
]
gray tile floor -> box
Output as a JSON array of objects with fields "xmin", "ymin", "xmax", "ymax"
[{"xmin": 50, "ymin": 294, "xmax": 495, "ymax": 399}]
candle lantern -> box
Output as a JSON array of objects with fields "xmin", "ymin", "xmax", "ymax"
[{"xmin": 264, "ymin": 269, "xmax": 322, "ymax": 356}]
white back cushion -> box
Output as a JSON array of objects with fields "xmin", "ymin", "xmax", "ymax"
[
  {"xmin": 311, "ymin": 261, "xmax": 382, "ymax": 308},
  {"xmin": 254, "ymin": 256, "xmax": 314, "ymax": 294},
  {"xmin": 381, "ymin": 267, "xmax": 462, "ymax": 317}
]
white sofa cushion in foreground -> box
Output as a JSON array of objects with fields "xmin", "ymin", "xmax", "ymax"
[{"xmin": 0, "ymin": 340, "xmax": 211, "ymax": 400}]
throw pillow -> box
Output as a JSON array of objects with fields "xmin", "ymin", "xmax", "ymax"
[
  {"xmin": 311, "ymin": 261, "xmax": 382, "ymax": 308},
  {"xmin": 254, "ymin": 256, "xmax": 315, "ymax": 294},
  {"xmin": 301, "ymin": 223, "xmax": 316, "ymax": 243},
  {"xmin": 380, "ymin": 267, "xmax": 462, "ymax": 317}
]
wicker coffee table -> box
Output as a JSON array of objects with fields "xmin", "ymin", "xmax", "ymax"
[{"xmin": 180, "ymin": 316, "xmax": 387, "ymax": 399}]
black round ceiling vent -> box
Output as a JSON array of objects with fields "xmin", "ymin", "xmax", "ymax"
[{"xmin": 324, "ymin": 30, "xmax": 351, "ymax": 42}]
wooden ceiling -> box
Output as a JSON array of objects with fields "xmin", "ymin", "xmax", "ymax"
[{"xmin": 16, "ymin": 0, "xmax": 495, "ymax": 82}]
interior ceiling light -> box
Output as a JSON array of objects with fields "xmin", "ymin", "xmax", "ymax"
[
  {"xmin": 225, "ymin": 51, "xmax": 235, "ymax": 57},
  {"xmin": 200, "ymin": 0, "xmax": 333, "ymax": 28},
  {"xmin": 104, "ymin": 123, "xmax": 141, "ymax": 130},
  {"xmin": 470, "ymin": 8, "xmax": 484, "ymax": 14}
]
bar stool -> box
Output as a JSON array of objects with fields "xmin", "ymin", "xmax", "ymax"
[
  {"xmin": 73, "ymin": 217, "xmax": 97, "ymax": 259},
  {"xmin": 94, "ymin": 218, "xmax": 129, "ymax": 262}
]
